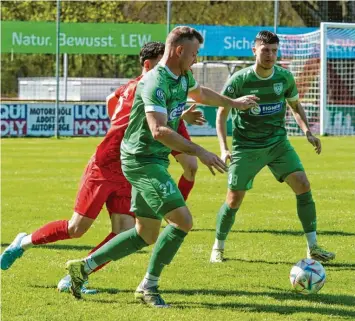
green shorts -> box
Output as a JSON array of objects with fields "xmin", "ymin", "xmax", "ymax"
[
  {"xmin": 228, "ymin": 139, "xmax": 304, "ymax": 191},
  {"xmin": 121, "ymin": 163, "xmax": 185, "ymax": 220}
]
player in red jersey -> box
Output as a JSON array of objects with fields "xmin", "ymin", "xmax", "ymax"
[{"xmin": 0, "ymin": 42, "xmax": 204, "ymax": 293}]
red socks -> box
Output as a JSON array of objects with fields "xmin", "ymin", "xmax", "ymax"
[
  {"xmin": 88, "ymin": 232, "xmax": 117, "ymax": 273},
  {"xmin": 178, "ymin": 175, "xmax": 195, "ymax": 201},
  {"xmin": 31, "ymin": 220, "xmax": 70, "ymax": 245}
]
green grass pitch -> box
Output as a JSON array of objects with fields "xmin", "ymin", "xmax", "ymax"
[{"xmin": 1, "ymin": 136, "xmax": 354, "ymax": 321}]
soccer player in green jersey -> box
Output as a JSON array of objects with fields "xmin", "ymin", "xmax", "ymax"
[
  {"xmin": 210, "ymin": 30, "xmax": 335, "ymax": 264},
  {"xmin": 65, "ymin": 26, "xmax": 259, "ymax": 307}
]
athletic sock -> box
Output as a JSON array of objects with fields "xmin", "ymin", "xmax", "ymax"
[
  {"xmin": 306, "ymin": 231, "xmax": 317, "ymax": 249},
  {"xmin": 296, "ymin": 191, "xmax": 317, "ymax": 234},
  {"xmin": 213, "ymin": 238, "xmax": 225, "ymax": 250},
  {"xmin": 89, "ymin": 227, "xmax": 148, "ymax": 267},
  {"xmin": 31, "ymin": 220, "xmax": 70, "ymax": 245},
  {"xmin": 87, "ymin": 232, "xmax": 117, "ymax": 273},
  {"xmin": 20, "ymin": 235, "xmax": 34, "ymax": 250},
  {"xmin": 146, "ymin": 224, "xmax": 187, "ymax": 279},
  {"xmin": 216, "ymin": 203, "xmax": 239, "ymax": 241},
  {"xmin": 139, "ymin": 273, "xmax": 159, "ymax": 290},
  {"xmin": 178, "ymin": 175, "xmax": 195, "ymax": 201}
]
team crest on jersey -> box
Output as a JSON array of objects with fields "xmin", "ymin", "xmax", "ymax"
[
  {"xmin": 227, "ymin": 85, "xmax": 235, "ymax": 94},
  {"xmin": 156, "ymin": 88, "xmax": 166, "ymax": 101},
  {"xmin": 273, "ymin": 83, "xmax": 283, "ymax": 95},
  {"xmin": 181, "ymin": 77, "xmax": 187, "ymax": 92}
]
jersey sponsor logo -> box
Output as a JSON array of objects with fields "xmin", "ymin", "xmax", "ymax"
[
  {"xmin": 273, "ymin": 82, "xmax": 283, "ymax": 95},
  {"xmin": 169, "ymin": 102, "xmax": 185, "ymax": 121},
  {"xmin": 156, "ymin": 88, "xmax": 166, "ymax": 101},
  {"xmin": 249, "ymin": 102, "xmax": 283, "ymax": 116},
  {"xmin": 227, "ymin": 85, "xmax": 235, "ymax": 94},
  {"xmin": 181, "ymin": 77, "xmax": 187, "ymax": 92},
  {"xmin": 250, "ymin": 89, "xmax": 259, "ymax": 94}
]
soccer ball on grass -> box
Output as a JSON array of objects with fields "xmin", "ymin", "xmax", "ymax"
[{"xmin": 289, "ymin": 258, "xmax": 326, "ymax": 295}]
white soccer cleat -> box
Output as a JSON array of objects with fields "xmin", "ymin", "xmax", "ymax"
[
  {"xmin": 307, "ymin": 244, "xmax": 335, "ymax": 262},
  {"xmin": 210, "ymin": 248, "xmax": 225, "ymax": 263}
]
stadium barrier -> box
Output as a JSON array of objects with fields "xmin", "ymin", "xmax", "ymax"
[{"xmin": 0, "ymin": 102, "xmax": 234, "ymax": 137}]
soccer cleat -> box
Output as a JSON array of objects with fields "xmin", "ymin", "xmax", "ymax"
[
  {"xmin": 57, "ymin": 274, "xmax": 98, "ymax": 295},
  {"xmin": 0, "ymin": 233, "xmax": 27, "ymax": 270},
  {"xmin": 135, "ymin": 286, "xmax": 169, "ymax": 308},
  {"xmin": 307, "ymin": 244, "xmax": 335, "ymax": 262},
  {"xmin": 210, "ymin": 248, "xmax": 225, "ymax": 263},
  {"xmin": 65, "ymin": 260, "xmax": 88, "ymax": 299}
]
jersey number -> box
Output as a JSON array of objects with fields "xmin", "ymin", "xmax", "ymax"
[{"xmin": 159, "ymin": 181, "xmax": 176, "ymax": 197}]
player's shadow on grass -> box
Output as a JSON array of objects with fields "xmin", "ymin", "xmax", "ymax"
[
  {"xmin": 171, "ymin": 300, "xmax": 355, "ymax": 318},
  {"xmin": 0, "ymin": 243, "xmax": 147, "ymax": 253},
  {"xmin": 226, "ymin": 258, "xmax": 355, "ymax": 270},
  {"xmin": 164, "ymin": 288, "xmax": 355, "ymax": 307},
  {"xmin": 191, "ymin": 229, "xmax": 355, "ymax": 237}
]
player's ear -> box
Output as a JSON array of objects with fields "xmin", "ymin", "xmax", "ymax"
[
  {"xmin": 252, "ymin": 46, "xmax": 256, "ymax": 56},
  {"xmin": 176, "ymin": 45, "xmax": 183, "ymax": 57},
  {"xmin": 143, "ymin": 59, "xmax": 150, "ymax": 71}
]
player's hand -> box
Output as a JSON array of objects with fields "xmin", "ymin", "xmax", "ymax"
[
  {"xmin": 181, "ymin": 104, "xmax": 207, "ymax": 126},
  {"xmin": 221, "ymin": 149, "xmax": 232, "ymax": 164},
  {"xmin": 306, "ymin": 131, "xmax": 321, "ymax": 154},
  {"xmin": 197, "ymin": 149, "xmax": 228, "ymax": 176},
  {"xmin": 232, "ymin": 95, "xmax": 260, "ymax": 111}
]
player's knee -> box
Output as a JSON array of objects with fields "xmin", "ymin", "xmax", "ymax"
[
  {"xmin": 226, "ymin": 191, "xmax": 245, "ymax": 209},
  {"xmin": 183, "ymin": 159, "xmax": 198, "ymax": 181},
  {"xmin": 298, "ymin": 178, "xmax": 311, "ymax": 194},
  {"xmin": 67, "ymin": 224, "xmax": 89, "ymax": 238},
  {"xmin": 140, "ymin": 233, "xmax": 159, "ymax": 245},
  {"xmin": 180, "ymin": 217, "xmax": 193, "ymax": 232}
]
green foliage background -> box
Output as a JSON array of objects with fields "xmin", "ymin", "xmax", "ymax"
[{"xmin": 1, "ymin": 1, "xmax": 354, "ymax": 97}]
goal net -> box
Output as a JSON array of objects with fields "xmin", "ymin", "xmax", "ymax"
[{"xmin": 279, "ymin": 22, "xmax": 355, "ymax": 136}]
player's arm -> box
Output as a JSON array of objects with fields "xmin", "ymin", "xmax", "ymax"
[
  {"xmin": 286, "ymin": 72, "xmax": 321, "ymax": 154},
  {"xmin": 106, "ymin": 85, "xmax": 125, "ymax": 120},
  {"xmin": 288, "ymin": 99, "xmax": 321, "ymax": 154},
  {"xmin": 146, "ymin": 112, "xmax": 227, "ymax": 175},
  {"xmin": 189, "ymin": 85, "xmax": 258, "ymax": 111},
  {"xmin": 216, "ymin": 106, "xmax": 232, "ymax": 163}
]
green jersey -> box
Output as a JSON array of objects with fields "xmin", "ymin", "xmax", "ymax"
[
  {"xmin": 222, "ymin": 64, "xmax": 299, "ymax": 149},
  {"xmin": 121, "ymin": 64, "xmax": 198, "ymax": 166}
]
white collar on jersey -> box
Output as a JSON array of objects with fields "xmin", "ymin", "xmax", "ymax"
[
  {"xmin": 158, "ymin": 62, "xmax": 179, "ymax": 80},
  {"xmin": 252, "ymin": 64, "xmax": 275, "ymax": 80}
]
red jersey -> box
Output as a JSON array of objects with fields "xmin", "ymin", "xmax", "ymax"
[{"xmin": 94, "ymin": 75, "xmax": 143, "ymax": 176}]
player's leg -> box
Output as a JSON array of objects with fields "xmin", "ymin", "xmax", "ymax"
[
  {"xmin": 86, "ymin": 195, "xmax": 136, "ymax": 273},
  {"xmin": 210, "ymin": 189, "xmax": 245, "ymax": 263},
  {"xmin": 211, "ymin": 149, "xmax": 266, "ymax": 263},
  {"xmin": 174, "ymin": 153, "xmax": 198, "ymax": 201},
  {"xmin": 268, "ymin": 140, "xmax": 335, "ymax": 262},
  {"xmin": 65, "ymin": 192, "xmax": 159, "ymax": 300},
  {"xmin": 65, "ymin": 163, "xmax": 168, "ymax": 300},
  {"xmin": 58, "ymin": 185, "xmax": 135, "ymax": 293},
  {"xmin": 173, "ymin": 120, "xmax": 197, "ymax": 201}
]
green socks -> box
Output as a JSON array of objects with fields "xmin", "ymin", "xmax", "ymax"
[
  {"xmin": 90, "ymin": 227, "xmax": 148, "ymax": 266},
  {"xmin": 216, "ymin": 202, "xmax": 239, "ymax": 241},
  {"xmin": 147, "ymin": 224, "xmax": 187, "ymax": 277},
  {"xmin": 296, "ymin": 190, "xmax": 317, "ymax": 233}
]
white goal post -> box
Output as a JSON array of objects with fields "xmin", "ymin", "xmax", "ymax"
[
  {"xmin": 279, "ymin": 22, "xmax": 355, "ymax": 136},
  {"xmin": 319, "ymin": 22, "xmax": 355, "ymax": 136},
  {"xmin": 192, "ymin": 23, "xmax": 355, "ymax": 136}
]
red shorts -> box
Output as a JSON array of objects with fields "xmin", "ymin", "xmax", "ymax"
[
  {"xmin": 74, "ymin": 159, "xmax": 134, "ymax": 219},
  {"xmin": 171, "ymin": 120, "xmax": 191, "ymax": 157}
]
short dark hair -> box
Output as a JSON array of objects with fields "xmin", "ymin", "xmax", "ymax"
[
  {"xmin": 255, "ymin": 31, "xmax": 279, "ymax": 45},
  {"xmin": 139, "ymin": 42, "xmax": 165, "ymax": 66},
  {"xmin": 167, "ymin": 26, "xmax": 204, "ymax": 46}
]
